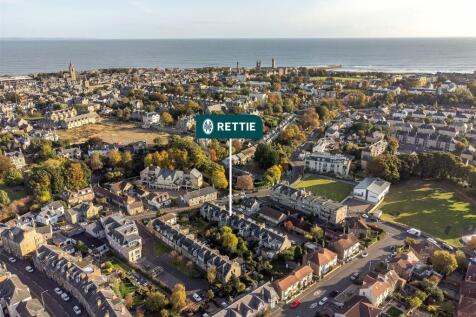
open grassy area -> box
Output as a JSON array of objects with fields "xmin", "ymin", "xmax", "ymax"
[
  {"xmin": 380, "ymin": 180, "xmax": 476, "ymax": 246},
  {"xmin": 154, "ymin": 240, "xmax": 172, "ymax": 256},
  {"xmin": 311, "ymin": 76, "xmax": 364, "ymax": 82},
  {"xmin": 292, "ymin": 175, "xmax": 353, "ymax": 202},
  {"xmin": 57, "ymin": 119, "xmax": 169, "ymax": 145}
]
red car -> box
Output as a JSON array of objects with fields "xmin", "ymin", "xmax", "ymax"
[{"xmin": 290, "ymin": 299, "xmax": 301, "ymax": 308}]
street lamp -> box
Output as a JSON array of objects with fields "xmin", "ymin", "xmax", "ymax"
[{"xmin": 40, "ymin": 290, "xmax": 48, "ymax": 308}]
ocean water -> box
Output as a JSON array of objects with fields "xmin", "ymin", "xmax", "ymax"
[{"xmin": 1, "ymin": 38, "xmax": 476, "ymax": 75}]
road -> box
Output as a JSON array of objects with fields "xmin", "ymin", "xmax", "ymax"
[
  {"xmin": 275, "ymin": 222, "xmax": 420, "ymax": 317},
  {"xmin": 0, "ymin": 252, "xmax": 81, "ymax": 317}
]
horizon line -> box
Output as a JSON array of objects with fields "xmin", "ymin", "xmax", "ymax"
[{"xmin": 2, "ymin": 36, "xmax": 476, "ymax": 41}]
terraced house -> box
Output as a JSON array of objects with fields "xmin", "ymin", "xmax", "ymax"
[
  {"xmin": 200, "ymin": 203, "xmax": 291, "ymax": 258},
  {"xmin": 100, "ymin": 214, "xmax": 142, "ymax": 262},
  {"xmin": 149, "ymin": 216, "xmax": 241, "ymax": 283},
  {"xmin": 33, "ymin": 245, "xmax": 132, "ymax": 317},
  {"xmin": 271, "ymin": 184, "xmax": 348, "ymax": 224}
]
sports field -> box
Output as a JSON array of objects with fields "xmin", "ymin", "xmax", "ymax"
[
  {"xmin": 292, "ymin": 175, "xmax": 353, "ymax": 202},
  {"xmin": 380, "ymin": 180, "xmax": 476, "ymax": 246}
]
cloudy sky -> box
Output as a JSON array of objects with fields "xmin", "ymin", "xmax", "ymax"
[{"xmin": 1, "ymin": 0, "xmax": 475, "ymax": 39}]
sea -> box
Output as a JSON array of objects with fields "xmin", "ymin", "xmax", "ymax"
[{"xmin": 1, "ymin": 38, "xmax": 476, "ymax": 75}]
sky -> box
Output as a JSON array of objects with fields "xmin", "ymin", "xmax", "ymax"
[{"xmin": 1, "ymin": 0, "xmax": 476, "ymax": 39}]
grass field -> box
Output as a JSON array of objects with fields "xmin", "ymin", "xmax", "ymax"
[
  {"xmin": 292, "ymin": 175, "xmax": 353, "ymax": 202},
  {"xmin": 380, "ymin": 180, "xmax": 476, "ymax": 246},
  {"xmin": 311, "ymin": 76, "xmax": 364, "ymax": 82},
  {"xmin": 57, "ymin": 120, "xmax": 170, "ymax": 145}
]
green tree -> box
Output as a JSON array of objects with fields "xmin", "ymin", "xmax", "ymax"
[
  {"xmin": 145, "ymin": 291, "xmax": 168, "ymax": 312},
  {"xmin": 0, "ymin": 190, "xmax": 10, "ymax": 207},
  {"xmin": 39, "ymin": 142, "xmax": 56, "ymax": 160},
  {"xmin": 0, "ymin": 155, "xmax": 13, "ymax": 178},
  {"xmin": 121, "ymin": 151, "xmax": 133, "ymax": 170},
  {"xmin": 207, "ymin": 289, "xmax": 214, "ymax": 301},
  {"xmin": 431, "ymin": 250, "xmax": 458, "ymax": 275},
  {"xmin": 367, "ymin": 154, "xmax": 401, "ymax": 183},
  {"xmin": 65, "ymin": 163, "xmax": 89, "ymax": 191},
  {"xmin": 388, "ymin": 137, "xmax": 400, "ymax": 155},
  {"xmin": 263, "ymin": 165, "xmax": 282, "ymax": 185},
  {"xmin": 4, "ymin": 167, "xmax": 22, "ymax": 186},
  {"xmin": 221, "ymin": 226, "xmax": 238, "ymax": 252},
  {"xmin": 294, "ymin": 245, "xmax": 303, "ymax": 261},
  {"xmin": 408, "ymin": 296, "xmax": 422, "ymax": 308},
  {"xmin": 254, "ymin": 143, "xmax": 279, "ymax": 169},
  {"xmin": 310, "ymin": 225, "xmax": 324, "ymax": 242},
  {"xmin": 455, "ymin": 250, "xmax": 467, "ymax": 270}
]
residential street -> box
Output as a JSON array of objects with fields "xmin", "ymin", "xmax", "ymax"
[
  {"xmin": 275, "ymin": 222, "xmax": 421, "ymax": 317},
  {"xmin": 0, "ymin": 251, "xmax": 81, "ymax": 317}
]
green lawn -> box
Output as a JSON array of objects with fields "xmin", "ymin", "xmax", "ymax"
[
  {"xmin": 291, "ymin": 175, "xmax": 353, "ymax": 202},
  {"xmin": 154, "ymin": 240, "xmax": 172, "ymax": 256},
  {"xmin": 311, "ymin": 76, "xmax": 364, "ymax": 82},
  {"xmin": 386, "ymin": 307, "xmax": 403, "ymax": 317},
  {"xmin": 380, "ymin": 181, "xmax": 476, "ymax": 246}
]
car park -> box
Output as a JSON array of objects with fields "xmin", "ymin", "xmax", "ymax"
[{"xmin": 73, "ymin": 306, "xmax": 82, "ymax": 315}]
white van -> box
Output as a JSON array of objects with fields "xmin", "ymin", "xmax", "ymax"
[{"xmin": 406, "ymin": 228, "xmax": 421, "ymax": 237}]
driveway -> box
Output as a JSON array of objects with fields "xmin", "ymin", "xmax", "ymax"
[{"xmin": 135, "ymin": 223, "xmax": 208, "ymax": 292}]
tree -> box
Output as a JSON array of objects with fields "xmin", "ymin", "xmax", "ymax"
[
  {"xmin": 145, "ymin": 291, "xmax": 168, "ymax": 312},
  {"xmin": 408, "ymin": 296, "xmax": 422, "ymax": 308},
  {"xmin": 263, "ymin": 165, "xmax": 282, "ymax": 185},
  {"xmin": 170, "ymin": 283, "xmax": 187, "ymax": 311},
  {"xmin": 90, "ymin": 152, "xmax": 103, "ymax": 171},
  {"xmin": 254, "ymin": 143, "xmax": 279, "ymax": 169},
  {"xmin": 39, "ymin": 142, "xmax": 56, "ymax": 160},
  {"xmin": 388, "ymin": 137, "xmax": 400, "ymax": 155},
  {"xmin": 108, "ymin": 149, "xmax": 122, "ymax": 167},
  {"xmin": 4, "ymin": 167, "xmax": 22, "ymax": 186},
  {"xmin": 160, "ymin": 309, "xmax": 169, "ymax": 317},
  {"xmin": 367, "ymin": 155, "xmax": 401, "ymax": 183},
  {"xmin": 284, "ymin": 220, "xmax": 294, "ymax": 232},
  {"xmin": 221, "ymin": 226, "xmax": 238, "ymax": 252},
  {"xmin": 161, "ymin": 112, "xmax": 174, "ymax": 126},
  {"xmin": 65, "ymin": 163, "xmax": 89, "ymax": 191},
  {"xmin": 144, "ymin": 153, "xmax": 154, "ymax": 167},
  {"xmin": 236, "ymin": 175, "xmax": 254, "ymax": 191},
  {"xmin": 124, "ymin": 293, "xmax": 134, "ymax": 308},
  {"xmin": 455, "ymin": 250, "xmax": 467, "ymax": 270},
  {"xmin": 431, "ymin": 250, "xmax": 458, "ymax": 275},
  {"xmin": 310, "ymin": 225, "xmax": 324, "ymax": 242},
  {"xmin": 0, "ymin": 155, "xmax": 13, "ymax": 178},
  {"xmin": 301, "ymin": 108, "xmax": 319, "ymax": 130},
  {"xmin": 121, "ymin": 151, "xmax": 133, "ymax": 170},
  {"xmin": 0, "ymin": 190, "xmax": 10, "ymax": 207},
  {"xmin": 211, "ymin": 168, "xmax": 228, "ymax": 190},
  {"xmin": 294, "ymin": 245, "xmax": 303, "ymax": 261},
  {"xmin": 207, "ymin": 266, "xmax": 217, "ymax": 284},
  {"xmin": 207, "ymin": 289, "xmax": 214, "ymax": 300},
  {"xmin": 232, "ymin": 140, "xmax": 242, "ymax": 152}
]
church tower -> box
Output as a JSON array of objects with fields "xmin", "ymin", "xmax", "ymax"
[{"xmin": 69, "ymin": 62, "xmax": 77, "ymax": 82}]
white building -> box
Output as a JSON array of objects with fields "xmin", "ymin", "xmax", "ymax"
[
  {"xmin": 141, "ymin": 112, "xmax": 161, "ymax": 128},
  {"xmin": 353, "ymin": 178, "xmax": 391, "ymax": 204},
  {"xmin": 305, "ymin": 152, "xmax": 352, "ymax": 177},
  {"xmin": 37, "ymin": 201, "xmax": 65, "ymax": 225}
]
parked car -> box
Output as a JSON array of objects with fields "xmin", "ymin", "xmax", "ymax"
[
  {"xmin": 61, "ymin": 292, "xmax": 70, "ymax": 301},
  {"xmin": 25, "ymin": 266, "xmax": 34, "ymax": 273},
  {"xmin": 318, "ymin": 297, "xmax": 328, "ymax": 306},
  {"xmin": 54, "ymin": 287, "xmax": 63, "ymax": 295},
  {"xmin": 350, "ymin": 272, "xmax": 360, "ymax": 281},
  {"xmin": 192, "ymin": 293, "xmax": 202, "ymax": 302},
  {"xmin": 290, "ymin": 299, "xmax": 301, "ymax": 309},
  {"xmin": 329, "ymin": 290, "xmax": 340, "ymax": 298},
  {"xmin": 8, "ymin": 257, "xmax": 16, "ymax": 263},
  {"xmin": 73, "ymin": 306, "xmax": 82, "ymax": 315},
  {"xmin": 361, "ymin": 251, "xmax": 368, "ymax": 258},
  {"xmin": 407, "ymin": 228, "xmax": 421, "ymax": 237}
]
